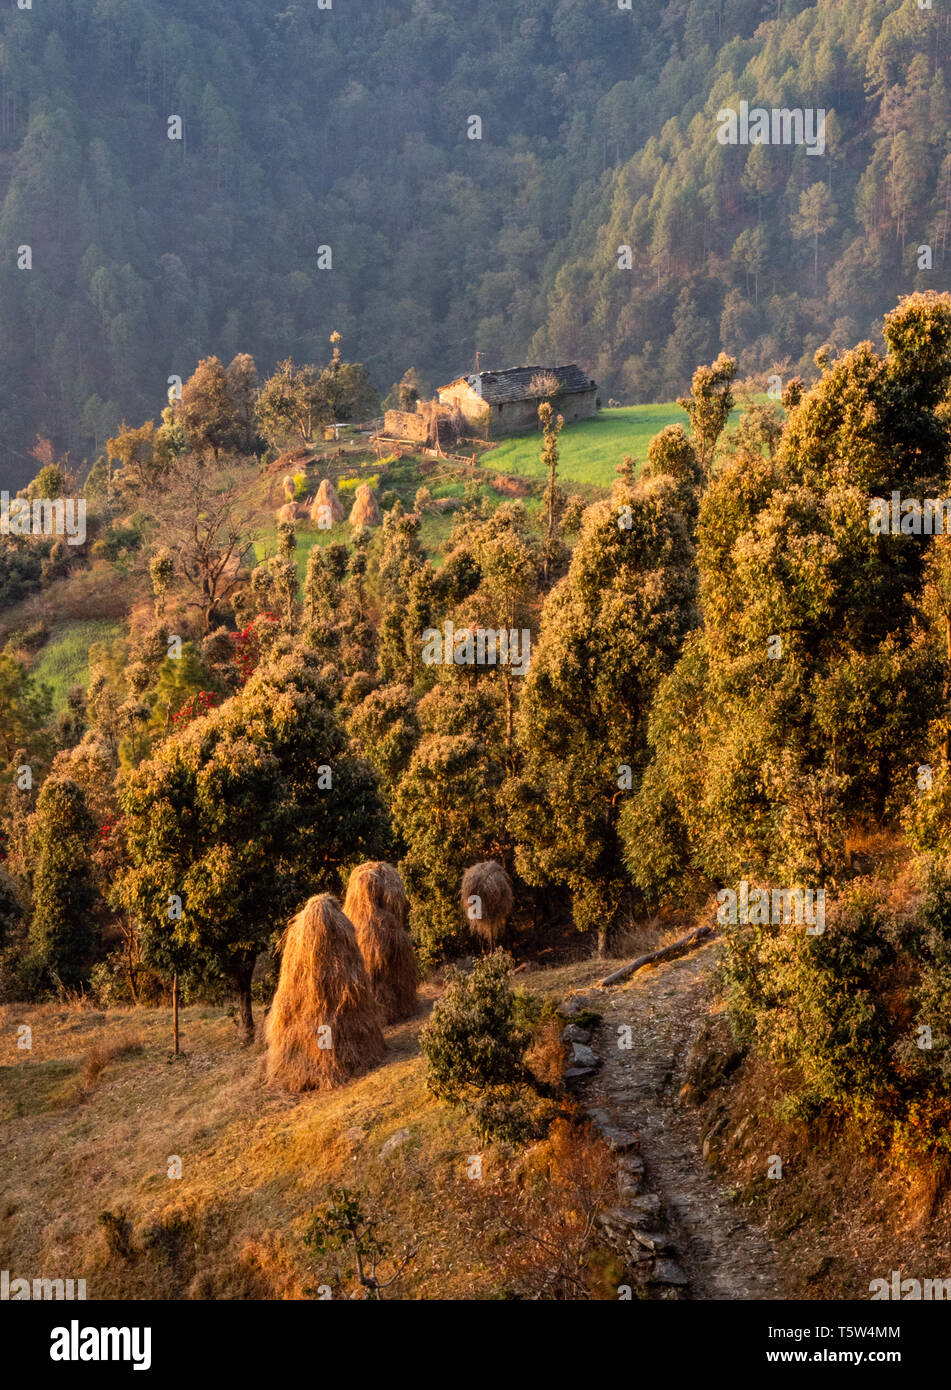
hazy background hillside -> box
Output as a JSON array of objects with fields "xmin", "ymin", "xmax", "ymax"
[{"xmin": 0, "ymin": 0, "xmax": 944, "ymax": 488}]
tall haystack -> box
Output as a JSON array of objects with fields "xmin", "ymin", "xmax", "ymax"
[
  {"xmin": 265, "ymin": 894, "xmax": 386, "ymax": 1092},
  {"xmin": 343, "ymin": 861, "xmax": 418, "ymax": 1024},
  {"xmin": 311, "ymin": 477, "xmax": 345, "ymax": 526},
  {"xmin": 349, "ymin": 483, "xmax": 381, "ymax": 528},
  {"xmin": 282, "ymin": 474, "xmax": 296, "ymax": 501},
  {"xmin": 461, "ymin": 860, "xmax": 514, "ymax": 949}
]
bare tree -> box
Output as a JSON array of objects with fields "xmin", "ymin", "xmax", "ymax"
[{"xmin": 157, "ymin": 457, "xmax": 257, "ymax": 631}]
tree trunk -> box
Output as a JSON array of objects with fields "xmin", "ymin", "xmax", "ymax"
[
  {"xmin": 172, "ymin": 972, "xmax": 180, "ymax": 1056},
  {"xmin": 597, "ymin": 924, "xmax": 714, "ymax": 988},
  {"xmin": 231, "ymin": 962, "xmax": 255, "ymax": 1045},
  {"xmin": 597, "ymin": 923, "xmax": 610, "ymax": 958}
]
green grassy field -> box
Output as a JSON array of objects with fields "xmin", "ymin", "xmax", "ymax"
[
  {"xmin": 31, "ymin": 618, "xmax": 124, "ymax": 710},
  {"xmin": 481, "ymin": 404, "xmax": 688, "ymax": 487}
]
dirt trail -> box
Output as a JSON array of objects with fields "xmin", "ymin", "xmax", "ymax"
[{"xmin": 577, "ymin": 941, "xmax": 785, "ymax": 1300}]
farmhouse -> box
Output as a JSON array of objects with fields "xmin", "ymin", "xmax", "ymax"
[
  {"xmin": 437, "ymin": 364, "xmax": 598, "ymax": 439},
  {"xmin": 381, "ymin": 363, "xmax": 598, "ymax": 446}
]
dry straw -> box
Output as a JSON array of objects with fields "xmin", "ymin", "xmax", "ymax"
[
  {"xmin": 311, "ymin": 477, "xmax": 345, "ymax": 525},
  {"xmin": 349, "ymin": 483, "xmax": 381, "ymax": 527},
  {"xmin": 460, "ymin": 860, "xmax": 514, "ymax": 948},
  {"xmin": 265, "ymin": 894, "xmax": 386, "ymax": 1092},
  {"xmin": 343, "ymin": 861, "xmax": 418, "ymax": 1024}
]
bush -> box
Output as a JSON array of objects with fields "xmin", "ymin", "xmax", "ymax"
[
  {"xmin": 0, "ymin": 537, "xmax": 46, "ymax": 606},
  {"xmin": 718, "ymin": 874, "xmax": 951, "ymax": 1155},
  {"xmin": 420, "ymin": 952, "xmax": 558, "ymax": 1143}
]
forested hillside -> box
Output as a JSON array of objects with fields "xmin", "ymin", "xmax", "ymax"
[{"xmin": 1, "ymin": 0, "xmax": 945, "ymax": 487}]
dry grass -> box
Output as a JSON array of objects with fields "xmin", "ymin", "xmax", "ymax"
[
  {"xmin": 0, "ymin": 562, "xmax": 142, "ymax": 644},
  {"xmin": 0, "ymin": 957, "xmax": 610, "ymax": 1299},
  {"xmin": 524, "ymin": 1019, "xmax": 565, "ymax": 1090},
  {"xmin": 79, "ymin": 1036, "xmax": 144, "ymax": 1098},
  {"xmin": 343, "ymin": 862, "xmax": 419, "ymax": 1025},
  {"xmin": 460, "ymin": 1117, "xmax": 622, "ymax": 1299},
  {"xmin": 264, "ymin": 894, "xmax": 387, "ymax": 1093},
  {"xmin": 461, "ymin": 861, "xmax": 514, "ymax": 949}
]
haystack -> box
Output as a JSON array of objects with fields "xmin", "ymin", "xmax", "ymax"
[
  {"xmin": 343, "ymin": 862, "xmax": 418, "ymax": 1024},
  {"xmin": 264, "ymin": 894, "xmax": 386, "ymax": 1093},
  {"xmin": 461, "ymin": 860, "xmax": 514, "ymax": 949},
  {"xmin": 276, "ymin": 501, "xmax": 304, "ymax": 524},
  {"xmin": 282, "ymin": 474, "xmax": 295, "ymax": 501},
  {"xmin": 311, "ymin": 477, "xmax": 345, "ymax": 525},
  {"xmin": 349, "ymin": 483, "xmax": 381, "ymax": 527}
]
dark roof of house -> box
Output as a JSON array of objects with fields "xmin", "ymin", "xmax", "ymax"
[{"xmin": 440, "ymin": 364, "xmax": 594, "ymax": 405}]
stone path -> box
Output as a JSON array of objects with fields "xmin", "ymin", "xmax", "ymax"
[{"xmin": 566, "ymin": 941, "xmax": 784, "ymax": 1300}]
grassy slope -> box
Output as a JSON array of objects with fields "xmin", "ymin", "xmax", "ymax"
[
  {"xmin": 482, "ymin": 404, "xmax": 686, "ymax": 487},
  {"xmin": 0, "ymin": 956, "xmax": 619, "ymax": 1300},
  {"xmin": 30, "ymin": 618, "xmax": 124, "ymax": 711},
  {"xmin": 482, "ymin": 401, "xmax": 761, "ymax": 487}
]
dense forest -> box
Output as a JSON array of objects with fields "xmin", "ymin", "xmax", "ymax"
[
  {"xmin": 4, "ymin": 294, "xmax": 951, "ymax": 1171},
  {"xmin": 1, "ymin": 0, "xmax": 948, "ymax": 487}
]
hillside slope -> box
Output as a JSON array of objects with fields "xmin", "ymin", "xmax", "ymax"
[{"xmin": 0, "ymin": 1, "xmax": 932, "ymax": 485}]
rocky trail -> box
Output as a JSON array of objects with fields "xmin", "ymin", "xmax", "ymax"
[{"xmin": 564, "ymin": 940, "xmax": 785, "ymax": 1300}]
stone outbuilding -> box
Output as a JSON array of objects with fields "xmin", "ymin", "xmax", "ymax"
[
  {"xmin": 381, "ymin": 363, "xmax": 599, "ymax": 445},
  {"xmin": 435, "ymin": 364, "xmax": 598, "ymax": 439}
]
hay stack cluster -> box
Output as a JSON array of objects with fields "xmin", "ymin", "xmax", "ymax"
[
  {"xmin": 266, "ymin": 860, "xmax": 516, "ymax": 1093},
  {"xmin": 311, "ymin": 477, "xmax": 345, "ymax": 525},
  {"xmin": 349, "ymin": 483, "xmax": 381, "ymax": 527},
  {"xmin": 264, "ymin": 894, "xmax": 386, "ymax": 1093},
  {"xmin": 343, "ymin": 862, "xmax": 418, "ymax": 1025},
  {"xmin": 461, "ymin": 860, "xmax": 514, "ymax": 949}
]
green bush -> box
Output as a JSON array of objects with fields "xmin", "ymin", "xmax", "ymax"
[
  {"xmin": 420, "ymin": 951, "xmax": 554, "ymax": 1144},
  {"xmin": 719, "ymin": 876, "xmax": 951, "ymax": 1154}
]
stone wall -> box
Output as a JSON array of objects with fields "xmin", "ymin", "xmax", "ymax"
[
  {"xmin": 487, "ymin": 386, "xmax": 598, "ymax": 439},
  {"xmin": 382, "ymin": 409, "xmax": 429, "ymax": 442}
]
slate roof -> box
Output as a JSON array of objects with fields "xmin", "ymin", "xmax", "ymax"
[{"xmin": 440, "ymin": 364, "xmax": 594, "ymax": 405}]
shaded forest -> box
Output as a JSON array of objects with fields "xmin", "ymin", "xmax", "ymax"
[{"xmin": 1, "ymin": 0, "xmax": 947, "ymax": 487}]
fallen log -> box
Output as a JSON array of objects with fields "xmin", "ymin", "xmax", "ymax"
[{"xmin": 596, "ymin": 924, "xmax": 715, "ymax": 989}]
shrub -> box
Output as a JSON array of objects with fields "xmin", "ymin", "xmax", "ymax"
[
  {"xmin": 420, "ymin": 952, "xmax": 557, "ymax": 1143},
  {"xmin": 302, "ymin": 1186, "xmax": 417, "ymax": 1300},
  {"xmin": 719, "ymin": 874, "xmax": 951, "ymax": 1155}
]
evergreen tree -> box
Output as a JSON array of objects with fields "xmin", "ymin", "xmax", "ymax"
[{"xmin": 28, "ymin": 778, "xmax": 99, "ymax": 989}]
